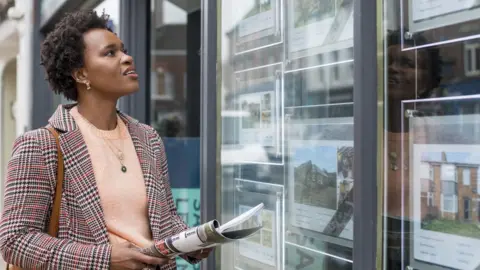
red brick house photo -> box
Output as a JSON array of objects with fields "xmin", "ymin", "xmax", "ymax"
[{"xmin": 420, "ymin": 151, "xmax": 480, "ymax": 239}]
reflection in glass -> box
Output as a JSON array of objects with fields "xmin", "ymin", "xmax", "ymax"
[
  {"xmin": 150, "ymin": 1, "xmax": 202, "ymax": 269},
  {"xmin": 220, "ymin": 0, "xmax": 353, "ymax": 269},
  {"xmin": 383, "ymin": 0, "xmax": 480, "ymax": 269},
  {"xmin": 149, "ymin": 12, "xmax": 194, "ymax": 142}
]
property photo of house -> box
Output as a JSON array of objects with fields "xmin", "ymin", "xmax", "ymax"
[
  {"xmin": 420, "ymin": 151, "xmax": 480, "ymax": 239},
  {"xmin": 293, "ymin": 145, "xmax": 338, "ymax": 211}
]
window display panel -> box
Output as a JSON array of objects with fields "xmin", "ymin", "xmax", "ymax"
[
  {"xmin": 232, "ymin": 0, "xmax": 283, "ymax": 54},
  {"xmin": 233, "ymin": 64, "xmax": 283, "ymax": 163},
  {"xmin": 382, "ymin": 0, "xmax": 480, "ymax": 269},
  {"xmin": 285, "ymin": 0, "xmax": 354, "ymax": 70},
  {"xmin": 410, "ymin": 112, "xmax": 480, "ymax": 270},
  {"xmin": 219, "ymin": 1, "xmax": 354, "ymax": 269},
  {"xmin": 234, "ymin": 180, "xmax": 284, "ymax": 269},
  {"xmin": 401, "ymin": 0, "xmax": 480, "ymax": 49}
]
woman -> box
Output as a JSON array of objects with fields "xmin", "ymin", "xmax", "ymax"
[
  {"xmin": 384, "ymin": 30, "xmax": 442, "ymax": 270},
  {"xmin": 0, "ymin": 10, "xmax": 210, "ymax": 270}
]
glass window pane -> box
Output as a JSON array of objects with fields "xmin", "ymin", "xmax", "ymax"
[
  {"xmin": 219, "ymin": 0, "xmax": 354, "ymax": 269},
  {"xmin": 441, "ymin": 181, "xmax": 457, "ymax": 195},
  {"xmin": 419, "ymin": 163, "xmax": 431, "ymax": 179},
  {"xmin": 441, "ymin": 165, "xmax": 456, "ymax": 181},
  {"xmin": 467, "ymin": 47, "xmax": 473, "ymax": 72},
  {"xmin": 463, "ymin": 168, "xmax": 471, "ymax": 186},
  {"xmin": 476, "ymin": 47, "xmax": 480, "ymax": 71},
  {"xmin": 150, "ymin": 1, "xmax": 201, "ymax": 268},
  {"xmin": 382, "ymin": 0, "xmax": 480, "ymax": 269}
]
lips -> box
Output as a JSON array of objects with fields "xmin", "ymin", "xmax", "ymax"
[
  {"xmin": 388, "ymin": 76, "xmax": 401, "ymax": 84},
  {"xmin": 123, "ymin": 67, "xmax": 137, "ymax": 76}
]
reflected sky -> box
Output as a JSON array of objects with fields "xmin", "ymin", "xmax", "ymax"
[
  {"xmin": 293, "ymin": 145, "xmax": 337, "ymax": 172},
  {"xmin": 421, "ymin": 151, "xmax": 480, "ymax": 164}
]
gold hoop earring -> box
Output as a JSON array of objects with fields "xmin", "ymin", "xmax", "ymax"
[{"xmin": 86, "ymin": 82, "xmax": 91, "ymax": 90}]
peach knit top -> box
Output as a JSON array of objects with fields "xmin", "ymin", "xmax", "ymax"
[{"xmin": 70, "ymin": 106, "xmax": 153, "ymax": 248}]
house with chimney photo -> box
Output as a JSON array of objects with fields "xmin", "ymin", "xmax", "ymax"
[{"xmin": 420, "ymin": 151, "xmax": 480, "ymax": 240}]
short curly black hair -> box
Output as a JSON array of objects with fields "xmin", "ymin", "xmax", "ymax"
[{"xmin": 40, "ymin": 10, "xmax": 113, "ymax": 101}]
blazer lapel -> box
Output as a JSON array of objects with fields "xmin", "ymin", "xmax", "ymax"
[
  {"xmin": 59, "ymin": 128, "xmax": 110, "ymax": 244},
  {"xmin": 49, "ymin": 104, "xmax": 160, "ymax": 244},
  {"xmin": 126, "ymin": 123, "xmax": 162, "ymax": 241}
]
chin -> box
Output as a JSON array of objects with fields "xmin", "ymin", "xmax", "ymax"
[
  {"xmin": 114, "ymin": 88, "xmax": 139, "ymax": 99},
  {"xmin": 124, "ymin": 85, "xmax": 140, "ymax": 94},
  {"xmin": 129, "ymin": 86, "xmax": 140, "ymax": 93},
  {"xmin": 388, "ymin": 86, "xmax": 416, "ymax": 100}
]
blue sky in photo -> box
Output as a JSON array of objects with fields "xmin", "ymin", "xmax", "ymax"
[
  {"xmin": 421, "ymin": 152, "xmax": 480, "ymax": 165},
  {"xmin": 293, "ymin": 146, "xmax": 337, "ymax": 173}
]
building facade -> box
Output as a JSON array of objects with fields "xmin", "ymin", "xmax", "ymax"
[
  {"xmin": 0, "ymin": 1, "xmax": 35, "ymax": 268},
  {"xmin": 8, "ymin": 0, "xmax": 480, "ymax": 270}
]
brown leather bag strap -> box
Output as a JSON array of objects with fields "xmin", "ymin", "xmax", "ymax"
[{"xmin": 46, "ymin": 126, "xmax": 64, "ymax": 237}]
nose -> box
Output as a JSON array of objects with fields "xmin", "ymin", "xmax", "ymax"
[
  {"xmin": 121, "ymin": 53, "xmax": 133, "ymax": 65},
  {"xmin": 388, "ymin": 60, "xmax": 401, "ymax": 74}
]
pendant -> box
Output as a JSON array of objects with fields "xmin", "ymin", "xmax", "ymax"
[{"xmin": 121, "ymin": 165, "xmax": 127, "ymax": 173}]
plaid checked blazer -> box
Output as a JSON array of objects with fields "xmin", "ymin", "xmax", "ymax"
[{"xmin": 0, "ymin": 104, "xmax": 199, "ymax": 269}]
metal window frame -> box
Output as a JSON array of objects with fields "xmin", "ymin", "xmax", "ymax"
[
  {"xmin": 200, "ymin": 0, "xmax": 218, "ymax": 269},
  {"xmin": 118, "ymin": 0, "xmax": 150, "ymax": 123},
  {"xmin": 353, "ymin": 0, "xmax": 379, "ymax": 269}
]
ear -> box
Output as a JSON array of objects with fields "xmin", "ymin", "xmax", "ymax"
[{"xmin": 71, "ymin": 68, "xmax": 89, "ymax": 84}]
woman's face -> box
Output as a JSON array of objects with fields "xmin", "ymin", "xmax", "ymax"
[
  {"xmin": 387, "ymin": 44, "xmax": 431, "ymax": 100},
  {"xmin": 80, "ymin": 28, "xmax": 139, "ymax": 98}
]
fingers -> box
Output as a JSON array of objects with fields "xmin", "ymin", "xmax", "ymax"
[
  {"xmin": 128, "ymin": 261, "xmax": 148, "ymax": 269},
  {"xmin": 117, "ymin": 241, "xmax": 134, "ymax": 248},
  {"xmin": 131, "ymin": 250, "xmax": 171, "ymax": 266}
]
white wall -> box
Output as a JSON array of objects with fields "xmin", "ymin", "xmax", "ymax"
[
  {"xmin": 1, "ymin": 59, "xmax": 16, "ymax": 213},
  {"xmin": 12, "ymin": 0, "xmax": 34, "ymax": 136},
  {"xmin": 0, "ymin": 0, "xmax": 34, "ymax": 267}
]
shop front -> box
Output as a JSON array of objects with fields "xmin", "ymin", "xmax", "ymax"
[
  {"xmin": 381, "ymin": 1, "xmax": 480, "ymax": 269},
  {"xmin": 214, "ymin": 0, "xmax": 480, "ymax": 269},
  {"xmin": 216, "ymin": 0, "xmax": 357, "ymax": 269},
  {"xmin": 27, "ymin": 0, "xmax": 480, "ymax": 269}
]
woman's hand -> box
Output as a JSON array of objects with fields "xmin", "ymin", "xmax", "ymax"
[{"xmin": 110, "ymin": 242, "xmax": 173, "ymax": 270}]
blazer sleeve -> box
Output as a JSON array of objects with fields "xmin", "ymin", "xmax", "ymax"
[
  {"xmin": 0, "ymin": 133, "xmax": 112, "ymax": 270},
  {"xmin": 152, "ymin": 131, "xmax": 201, "ymax": 265}
]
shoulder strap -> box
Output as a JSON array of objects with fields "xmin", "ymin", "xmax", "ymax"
[{"xmin": 45, "ymin": 126, "xmax": 64, "ymax": 237}]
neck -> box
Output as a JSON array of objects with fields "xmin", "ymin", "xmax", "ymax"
[
  {"xmin": 76, "ymin": 98, "xmax": 118, "ymax": 131},
  {"xmin": 387, "ymin": 193, "xmax": 410, "ymax": 219},
  {"xmin": 387, "ymin": 97, "xmax": 408, "ymax": 133}
]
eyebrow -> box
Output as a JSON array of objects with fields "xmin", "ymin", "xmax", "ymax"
[{"xmin": 102, "ymin": 43, "xmax": 124, "ymax": 50}]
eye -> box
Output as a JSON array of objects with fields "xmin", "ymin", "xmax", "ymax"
[
  {"xmin": 401, "ymin": 56, "xmax": 415, "ymax": 68},
  {"xmin": 105, "ymin": 49, "xmax": 116, "ymax": 57},
  {"xmin": 122, "ymin": 48, "xmax": 128, "ymax": 55}
]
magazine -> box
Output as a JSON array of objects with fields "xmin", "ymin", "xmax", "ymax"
[{"xmin": 137, "ymin": 203, "xmax": 264, "ymax": 259}]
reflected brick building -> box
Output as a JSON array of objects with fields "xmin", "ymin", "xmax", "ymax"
[{"xmin": 421, "ymin": 152, "xmax": 480, "ymax": 222}]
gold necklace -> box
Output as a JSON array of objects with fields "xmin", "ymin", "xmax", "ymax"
[
  {"xmin": 74, "ymin": 109, "xmax": 127, "ymax": 172},
  {"xmin": 104, "ymin": 139, "xmax": 127, "ymax": 173}
]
